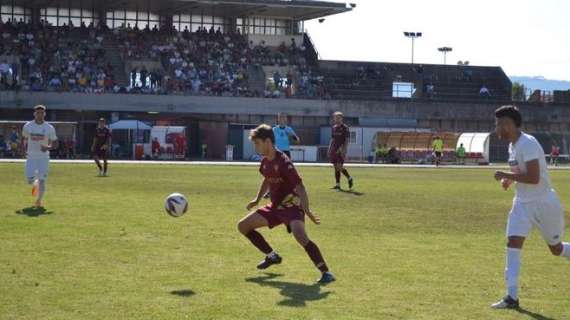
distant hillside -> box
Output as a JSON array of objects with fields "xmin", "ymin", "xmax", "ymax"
[{"xmin": 510, "ymin": 76, "xmax": 570, "ymax": 92}]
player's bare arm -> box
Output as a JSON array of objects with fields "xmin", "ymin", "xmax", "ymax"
[
  {"xmin": 294, "ymin": 183, "xmax": 320, "ymax": 225},
  {"xmin": 495, "ymin": 159, "xmax": 540, "ymax": 185},
  {"xmin": 340, "ymin": 137, "xmax": 349, "ymax": 156},
  {"xmin": 91, "ymin": 137, "xmax": 97, "ymax": 152},
  {"xmin": 104, "ymin": 138, "xmax": 111, "ymax": 150},
  {"xmin": 103, "ymin": 134, "xmax": 111, "ymax": 150},
  {"xmin": 292, "ymin": 133, "xmax": 300, "ymax": 144},
  {"xmin": 247, "ymin": 178, "xmax": 269, "ymax": 210}
]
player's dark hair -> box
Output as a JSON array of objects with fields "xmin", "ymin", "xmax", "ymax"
[
  {"xmin": 495, "ymin": 105, "xmax": 522, "ymax": 128},
  {"xmin": 249, "ymin": 124, "xmax": 275, "ymax": 144}
]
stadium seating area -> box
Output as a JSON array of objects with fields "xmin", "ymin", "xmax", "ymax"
[
  {"xmin": 0, "ymin": 19, "xmax": 510, "ymax": 102},
  {"xmin": 0, "ymin": 19, "xmax": 325, "ymax": 99},
  {"xmin": 319, "ymin": 61, "xmax": 512, "ymax": 102},
  {"xmin": 0, "ymin": 20, "xmax": 114, "ymax": 93}
]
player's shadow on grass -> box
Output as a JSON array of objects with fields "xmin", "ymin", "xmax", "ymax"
[
  {"xmin": 338, "ymin": 189, "xmax": 365, "ymax": 196},
  {"xmin": 170, "ymin": 289, "xmax": 196, "ymax": 297},
  {"xmin": 245, "ymin": 273, "xmax": 332, "ymax": 307},
  {"xmin": 515, "ymin": 308, "xmax": 557, "ymax": 320},
  {"xmin": 15, "ymin": 207, "xmax": 54, "ymax": 217}
]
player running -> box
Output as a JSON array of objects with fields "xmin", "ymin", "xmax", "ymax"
[
  {"xmin": 491, "ymin": 105, "xmax": 570, "ymax": 309},
  {"xmin": 237, "ymin": 124, "xmax": 335, "ymax": 284},
  {"xmin": 550, "ymin": 143, "xmax": 560, "ymax": 167},
  {"xmin": 21, "ymin": 105, "xmax": 58, "ymax": 208},
  {"xmin": 272, "ymin": 112, "xmax": 300, "ymax": 160},
  {"xmin": 328, "ymin": 112, "xmax": 353, "ymax": 190},
  {"xmin": 91, "ymin": 118, "xmax": 111, "ymax": 177}
]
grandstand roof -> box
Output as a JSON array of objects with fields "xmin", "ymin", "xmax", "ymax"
[{"xmin": 12, "ymin": 0, "xmax": 352, "ymax": 21}]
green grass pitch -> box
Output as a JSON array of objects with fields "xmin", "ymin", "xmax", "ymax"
[{"xmin": 0, "ymin": 163, "xmax": 569, "ymax": 320}]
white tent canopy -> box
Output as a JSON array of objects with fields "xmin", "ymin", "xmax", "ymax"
[
  {"xmin": 109, "ymin": 120, "xmax": 152, "ymax": 131},
  {"xmin": 457, "ymin": 132, "xmax": 491, "ymax": 162}
]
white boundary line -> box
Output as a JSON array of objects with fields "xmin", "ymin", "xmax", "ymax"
[
  {"xmin": 2, "ymin": 158, "xmax": 569, "ymax": 170},
  {"xmin": 0, "ymin": 159, "xmax": 570, "ymax": 171},
  {"xmin": 0, "ymin": 159, "xmax": 524, "ymax": 170}
]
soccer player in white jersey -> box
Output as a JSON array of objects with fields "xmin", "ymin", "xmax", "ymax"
[
  {"xmin": 491, "ymin": 105, "xmax": 569, "ymax": 309},
  {"xmin": 21, "ymin": 105, "xmax": 58, "ymax": 208}
]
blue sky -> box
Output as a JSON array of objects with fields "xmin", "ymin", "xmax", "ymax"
[{"xmin": 305, "ymin": 0, "xmax": 570, "ymax": 81}]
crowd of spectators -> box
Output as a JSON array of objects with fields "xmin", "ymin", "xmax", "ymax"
[
  {"xmin": 0, "ymin": 18, "xmax": 327, "ymax": 99},
  {"xmin": 0, "ymin": 18, "xmax": 115, "ymax": 93}
]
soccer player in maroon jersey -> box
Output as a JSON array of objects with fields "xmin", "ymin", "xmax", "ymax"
[
  {"xmin": 238, "ymin": 124, "xmax": 335, "ymax": 284},
  {"xmin": 91, "ymin": 118, "xmax": 111, "ymax": 176},
  {"xmin": 328, "ymin": 112, "xmax": 353, "ymax": 190}
]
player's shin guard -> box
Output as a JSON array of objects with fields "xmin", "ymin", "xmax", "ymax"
[
  {"xmin": 103, "ymin": 160, "xmax": 108, "ymax": 173},
  {"xmin": 304, "ymin": 241, "xmax": 329, "ymax": 273},
  {"xmin": 245, "ymin": 230, "xmax": 273, "ymax": 255},
  {"xmin": 95, "ymin": 160, "xmax": 102, "ymax": 171},
  {"xmin": 334, "ymin": 171, "xmax": 340, "ymax": 184},
  {"xmin": 505, "ymin": 248, "xmax": 521, "ymax": 299},
  {"xmin": 341, "ymin": 169, "xmax": 350, "ymax": 179},
  {"xmin": 561, "ymin": 242, "xmax": 570, "ymax": 260},
  {"xmin": 37, "ymin": 180, "xmax": 46, "ymax": 202}
]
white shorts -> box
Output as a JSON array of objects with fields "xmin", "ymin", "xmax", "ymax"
[
  {"xmin": 506, "ymin": 192, "xmax": 565, "ymax": 245},
  {"xmin": 25, "ymin": 157, "xmax": 50, "ymax": 182}
]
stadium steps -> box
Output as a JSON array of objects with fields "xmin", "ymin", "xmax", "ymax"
[
  {"xmin": 247, "ymin": 64, "xmax": 267, "ymax": 94},
  {"xmin": 320, "ymin": 69, "xmax": 389, "ymax": 100},
  {"xmin": 102, "ymin": 37, "xmax": 129, "ymax": 87}
]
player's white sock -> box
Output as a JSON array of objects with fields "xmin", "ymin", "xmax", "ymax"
[
  {"xmin": 505, "ymin": 248, "xmax": 521, "ymax": 299},
  {"xmin": 267, "ymin": 251, "xmax": 277, "ymax": 259},
  {"xmin": 561, "ymin": 242, "xmax": 570, "ymax": 261},
  {"xmin": 37, "ymin": 180, "xmax": 46, "ymax": 202}
]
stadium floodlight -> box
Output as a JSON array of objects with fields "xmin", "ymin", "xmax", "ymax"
[
  {"xmin": 404, "ymin": 31, "xmax": 422, "ymax": 64},
  {"xmin": 437, "ymin": 47, "xmax": 453, "ymax": 65}
]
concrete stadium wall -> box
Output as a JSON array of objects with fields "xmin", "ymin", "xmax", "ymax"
[
  {"xmin": 2, "ymin": 91, "xmax": 569, "ymax": 133},
  {"xmin": 2, "ymin": 91, "xmax": 570, "ymax": 160}
]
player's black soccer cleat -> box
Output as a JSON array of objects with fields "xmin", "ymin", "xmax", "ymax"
[
  {"xmin": 331, "ymin": 185, "xmax": 341, "ymax": 190},
  {"xmin": 317, "ymin": 272, "xmax": 336, "ymax": 284},
  {"xmin": 491, "ymin": 295, "xmax": 519, "ymax": 309},
  {"xmin": 256, "ymin": 254, "xmax": 282, "ymax": 270},
  {"xmin": 348, "ymin": 177, "xmax": 354, "ymax": 189}
]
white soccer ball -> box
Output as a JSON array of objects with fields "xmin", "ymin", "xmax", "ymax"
[{"xmin": 165, "ymin": 193, "xmax": 189, "ymax": 217}]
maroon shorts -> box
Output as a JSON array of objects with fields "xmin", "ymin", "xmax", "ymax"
[
  {"xmin": 94, "ymin": 147, "xmax": 108, "ymax": 159},
  {"xmin": 256, "ymin": 205, "xmax": 305, "ymax": 229},
  {"xmin": 329, "ymin": 151, "xmax": 345, "ymax": 165}
]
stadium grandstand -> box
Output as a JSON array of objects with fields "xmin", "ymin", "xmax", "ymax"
[{"xmin": 1, "ymin": 0, "xmax": 569, "ymax": 162}]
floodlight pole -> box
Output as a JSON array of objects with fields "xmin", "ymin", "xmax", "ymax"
[
  {"xmin": 438, "ymin": 47, "xmax": 453, "ymax": 65},
  {"xmin": 404, "ymin": 32, "xmax": 422, "ymax": 64}
]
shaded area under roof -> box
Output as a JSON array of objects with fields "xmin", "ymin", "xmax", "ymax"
[{"xmin": 10, "ymin": 0, "xmax": 352, "ymax": 20}]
